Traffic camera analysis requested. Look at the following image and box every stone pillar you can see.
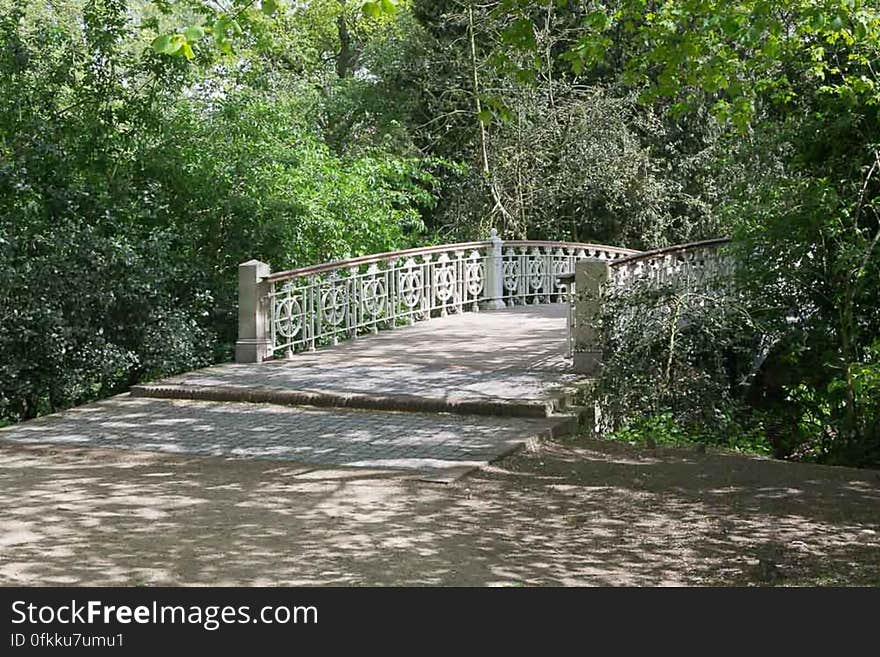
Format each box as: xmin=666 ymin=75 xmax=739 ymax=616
xmin=235 ymin=260 xmax=271 ymax=363
xmin=572 ymin=258 xmax=610 ymax=375
xmin=481 ymin=228 xmax=506 ymax=310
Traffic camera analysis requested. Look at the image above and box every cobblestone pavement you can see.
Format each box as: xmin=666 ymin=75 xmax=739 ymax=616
xmin=1 ymin=305 xmax=580 ymax=474
xmin=0 ymin=396 xmax=559 ymax=473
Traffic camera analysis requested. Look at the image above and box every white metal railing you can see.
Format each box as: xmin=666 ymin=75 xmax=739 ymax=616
xmin=500 ymin=240 xmax=638 ymax=305
xmin=234 ymin=230 xmax=640 ymax=362
xmin=609 ymin=238 xmax=733 ymax=289
xmin=568 ymin=238 xmax=732 ymax=375
xmin=266 ymin=241 xmax=491 ymax=357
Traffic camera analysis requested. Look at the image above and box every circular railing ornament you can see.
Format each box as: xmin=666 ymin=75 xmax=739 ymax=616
xmin=399 ymin=270 xmax=423 ymax=309
xmin=466 ymin=258 xmax=484 ymax=297
xmin=362 ymin=277 xmax=387 ymax=317
xmin=274 ymin=296 xmax=303 ymax=339
xmin=321 ymin=283 xmax=348 ymax=326
xmin=528 ymin=256 xmax=546 ymax=290
xmin=435 ymin=265 xmax=456 ymax=302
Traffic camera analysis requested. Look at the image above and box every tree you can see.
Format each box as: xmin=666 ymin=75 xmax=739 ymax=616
xmin=490 ymin=0 xmax=880 ymax=463
xmin=0 ymin=0 xmax=438 ymax=422
xmin=361 ymin=0 xmax=725 ymax=244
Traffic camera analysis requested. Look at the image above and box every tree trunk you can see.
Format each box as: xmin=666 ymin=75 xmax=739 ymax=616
xmin=335 ymin=13 xmax=360 ymax=78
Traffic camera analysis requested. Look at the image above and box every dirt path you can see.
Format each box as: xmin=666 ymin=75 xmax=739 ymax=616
xmin=1 ymin=437 xmax=878 ymax=586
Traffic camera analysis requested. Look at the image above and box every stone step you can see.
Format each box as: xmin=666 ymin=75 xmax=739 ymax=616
xmin=130 ymin=382 xmax=570 ymax=419
xmin=549 ymin=405 xmax=593 ymax=436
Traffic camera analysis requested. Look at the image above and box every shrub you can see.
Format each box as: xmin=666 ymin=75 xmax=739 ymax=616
xmin=594 ymin=259 xmax=767 ymax=453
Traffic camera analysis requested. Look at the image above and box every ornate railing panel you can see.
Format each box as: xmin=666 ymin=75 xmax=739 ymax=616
xmin=234 ymin=231 xmax=641 ymax=361
xmin=266 ymin=243 xmax=490 ymax=357
xmin=501 ymin=241 xmax=637 ymax=306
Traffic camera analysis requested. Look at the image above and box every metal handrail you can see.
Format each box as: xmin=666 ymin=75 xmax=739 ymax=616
xmin=504 ymin=240 xmax=640 ymax=256
xmin=265 ymin=241 xmax=492 ymax=283
xmin=610 ymin=237 xmax=730 ymax=268
xmin=267 ymin=239 xmax=643 ymax=284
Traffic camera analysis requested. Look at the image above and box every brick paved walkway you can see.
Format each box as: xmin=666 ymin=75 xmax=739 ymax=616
xmin=0 ymin=305 xmax=584 ymax=477
xmin=0 ymin=396 xmax=562 ymax=477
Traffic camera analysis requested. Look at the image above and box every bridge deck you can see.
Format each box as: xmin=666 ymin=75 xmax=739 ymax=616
xmin=1 ymin=305 xmax=588 ymax=478
xmin=135 ymin=304 xmax=581 ymax=416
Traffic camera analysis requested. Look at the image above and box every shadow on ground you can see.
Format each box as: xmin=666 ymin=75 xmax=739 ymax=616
xmin=0 ymin=438 xmax=877 ymax=586
xmin=0 ymin=396 xmax=559 ymax=472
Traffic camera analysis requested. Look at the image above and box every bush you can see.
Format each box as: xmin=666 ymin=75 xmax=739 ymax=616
xmin=594 ymin=261 xmax=768 ymax=453
xmin=755 ymin=342 xmax=880 ymax=466
xmin=609 ymin=410 xmax=773 ymax=456
xmin=0 ymin=219 xmax=216 ymax=421
xmin=0 ymin=0 xmax=442 ymax=423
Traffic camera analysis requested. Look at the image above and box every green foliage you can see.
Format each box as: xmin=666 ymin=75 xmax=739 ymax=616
xmin=596 ymin=271 xmax=775 ymax=457
xmin=611 ymin=412 xmax=688 ymax=447
xmin=452 ymin=88 xmax=724 ymax=245
xmin=498 ymin=1 xmax=880 ymax=130
xmin=596 ymin=271 xmax=765 ymax=448
xmin=0 ymin=0 xmax=211 ymax=420
xmin=146 ymin=1 xmax=401 ymax=61
xmin=782 ymin=362 xmax=880 ymax=464
xmin=0 ymin=222 xmax=216 ymax=420
xmin=0 ymin=0 xmax=438 ymax=422
xmin=720 ymin=113 xmax=880 ymax=464
xmin=373 ymin=1 xmax=725 ymax=245
xmin=609 ymin=411 xmax=773 ymax=456
xmin=149 ymin=81 xmax=437 ymax=344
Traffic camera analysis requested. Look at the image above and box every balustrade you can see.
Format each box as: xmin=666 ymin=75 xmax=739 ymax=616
xmin=235 ymin=231 xmax=639 ymax=362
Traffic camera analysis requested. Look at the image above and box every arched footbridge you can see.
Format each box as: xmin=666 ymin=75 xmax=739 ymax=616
xmin=0 ymin=233 xmax=730 ymax=480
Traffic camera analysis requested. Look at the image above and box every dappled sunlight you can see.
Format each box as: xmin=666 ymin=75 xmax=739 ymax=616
xmin=0 ymin=439 xmax=877 ymax=586
xmin=0 ymin=396 xmax=557 ymax=475
xmin=140 ymin=305 xmax=580 ymax=415
xmin=252 ymin=304 xmax=573 ymax=373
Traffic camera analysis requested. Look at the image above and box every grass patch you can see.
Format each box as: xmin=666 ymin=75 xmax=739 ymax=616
xmin=595 ymin=411 xmax=774 ymax=456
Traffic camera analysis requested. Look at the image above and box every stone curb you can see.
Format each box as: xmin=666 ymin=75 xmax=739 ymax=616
xmin=130 ymin=383 xmax=563 ymax=419
xmin=412 ymin=408 xmax=586 ymax=483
